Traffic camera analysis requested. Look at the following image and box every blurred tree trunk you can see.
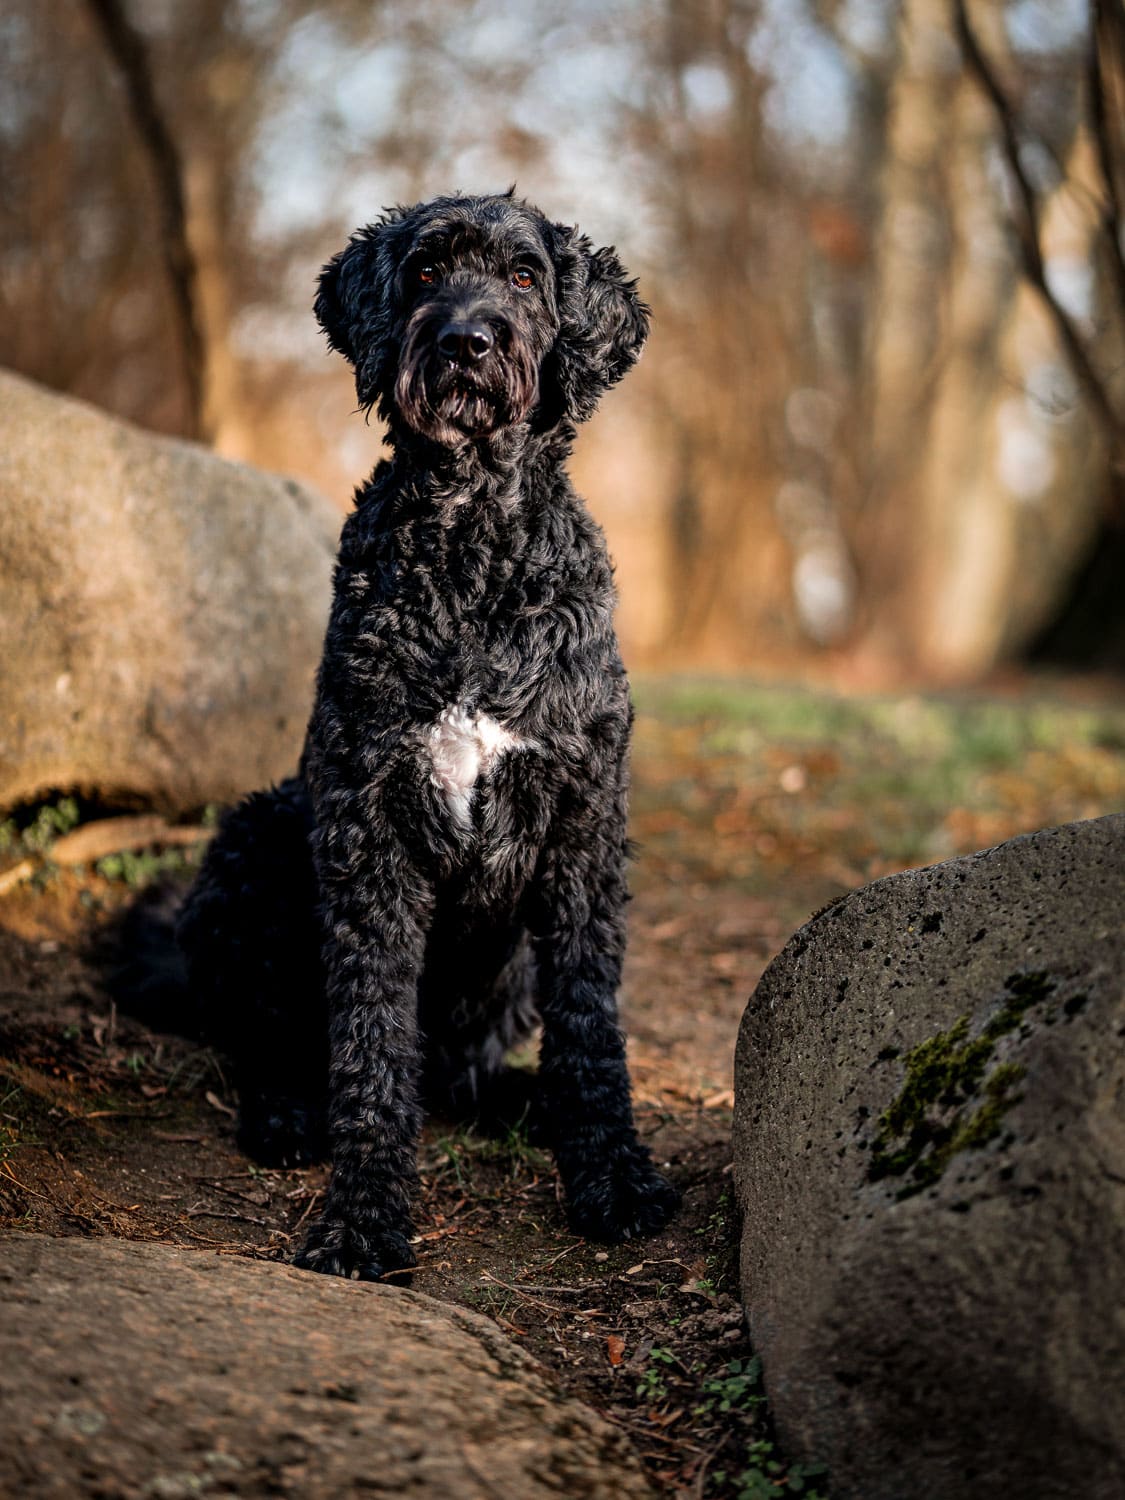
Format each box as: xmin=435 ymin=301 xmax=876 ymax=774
xmin=1030 ymin=0 xmax=1125 ymax=669
xmin=640 ymin=0 xmax=796 ymax=663
xmin=86 ymin=0 xmax=209 ymax=441
xmin=861 ymin=0 xmax=1114 ymax=679
xmin=909 ymin=3 xmax=1025 ymax=674
xmin=859 ymin=0 xmax=963 ymax=666
xmin=185 ymin=155 xmax=243 ymax=456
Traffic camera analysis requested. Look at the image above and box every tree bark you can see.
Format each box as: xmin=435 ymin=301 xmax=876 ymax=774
xmin=86 ymin=0 xmax=209 ymax=441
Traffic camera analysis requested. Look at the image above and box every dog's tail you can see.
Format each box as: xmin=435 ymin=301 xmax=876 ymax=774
xmin=110 ymin=879 xmax=201 ymax=1037
xmin=111 ymin=777 xmax=321 ymax=1046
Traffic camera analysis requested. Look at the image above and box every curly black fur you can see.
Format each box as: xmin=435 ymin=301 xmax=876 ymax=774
xmin=171 ymin=190 xmax=678 ymax=1281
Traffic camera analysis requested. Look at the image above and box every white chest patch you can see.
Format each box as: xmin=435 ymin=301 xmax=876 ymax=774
xmin=424 ymin=703 xmax=529 ymax=825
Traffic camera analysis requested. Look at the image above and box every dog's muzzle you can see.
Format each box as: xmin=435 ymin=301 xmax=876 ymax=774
xmin=395 ymin=308 xmax=538 ymax=445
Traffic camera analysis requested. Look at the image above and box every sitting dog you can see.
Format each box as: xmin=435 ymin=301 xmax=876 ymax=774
xmin=176 ymin=190 xmax=679 ymax=1281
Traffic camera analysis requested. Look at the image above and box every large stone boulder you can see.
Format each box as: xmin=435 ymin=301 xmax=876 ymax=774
xmin=0 ymin=371 xmax=341 ymax=814
xmin=0 ymin=1234 xmax=654 ymax=1499
xmin=733 ymin=814 xmax=1125 ymax=1500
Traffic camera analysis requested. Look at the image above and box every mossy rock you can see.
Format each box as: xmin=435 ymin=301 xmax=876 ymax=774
xmin=732 ymin=814 xmax=1125 ymax=1500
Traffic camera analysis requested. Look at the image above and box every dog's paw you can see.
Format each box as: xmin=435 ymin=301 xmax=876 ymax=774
xmin=565 ymin=1150 xmax=681 ymax=1243
xmin=292 ymin=1216 xmax=417 ymax=1284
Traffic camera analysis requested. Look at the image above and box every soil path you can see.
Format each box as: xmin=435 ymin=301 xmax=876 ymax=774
xmin=2 ymin=678 xmax=1122 ymax=1497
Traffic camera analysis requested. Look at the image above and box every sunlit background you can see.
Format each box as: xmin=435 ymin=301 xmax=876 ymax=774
xmin=3 ymin=0 xmax=1123 ymax=682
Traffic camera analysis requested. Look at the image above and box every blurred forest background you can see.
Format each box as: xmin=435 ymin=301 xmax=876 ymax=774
xmin=3 ymin=0 xmax=1124 ymax=683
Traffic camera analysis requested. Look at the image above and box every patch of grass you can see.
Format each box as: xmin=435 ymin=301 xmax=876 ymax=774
xmin=481 ymin=1118 xmax=549 ymax=1175
xmin=629 ymin=676 xmax=1125 ymax=896
xmin=634 ymin=677 xmax=1124 ymax=760
xmin=425 ymin=1119 xmax=549 ymax=1194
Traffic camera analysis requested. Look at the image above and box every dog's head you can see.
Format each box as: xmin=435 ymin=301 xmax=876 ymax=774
xmin=315 ymin=191 xmax=649 ymax=446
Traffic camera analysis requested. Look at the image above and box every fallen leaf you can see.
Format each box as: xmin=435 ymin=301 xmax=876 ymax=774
xmin=778 ymin=764 xmax=807 ymax=793
xmin=648 ymin=918 xmax=685 ymax=942
xmin=606 ymin=1334 xmax=625 ymax=1366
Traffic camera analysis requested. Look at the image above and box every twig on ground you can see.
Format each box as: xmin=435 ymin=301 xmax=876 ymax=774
xmin=532 ymin=1241 xmax=582 ymax=1273
xmin=692 ymin=1435 xmax=730 ymax=1500
xmin=50 ymin=817 xmax=210 ymax=866
xmin=289 ymin=1189 xmax=324 ymax=1239
xmin=479 ymin=1272 xmax=590 ymax=1314
xmin=186 ymin=1207 xmax=269 ymax=1227
xmin=0 ymin=860 xmax=36 ymax=897
xmin=0 ymin=1163 xmax=52 ymax=1200
xmin=482 ymin=1272 xmax=592 ymax=1297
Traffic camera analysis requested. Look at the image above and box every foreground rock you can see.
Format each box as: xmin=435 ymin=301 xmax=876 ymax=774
xmin=0 ymin=1235 xmax=653 ymax=1499
xmin=0 ymin=371 xmax=340 ymax=814
xmin=733 ymin=814 xmax=1125 ymax=1500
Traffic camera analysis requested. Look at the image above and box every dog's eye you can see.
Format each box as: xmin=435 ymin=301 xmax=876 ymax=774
xmin=417 ymin=264 xmax=437 ymax=286
xmin=511 ymin=267 xmax=535 ymax=291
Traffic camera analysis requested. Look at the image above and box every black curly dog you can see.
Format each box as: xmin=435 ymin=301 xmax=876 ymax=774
xmin=175 ymin=190 xmax=679 ymax=1282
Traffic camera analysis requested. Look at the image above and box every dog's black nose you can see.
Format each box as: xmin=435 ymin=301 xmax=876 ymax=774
xmin=437 ymin=322 xmax=494 ymax=365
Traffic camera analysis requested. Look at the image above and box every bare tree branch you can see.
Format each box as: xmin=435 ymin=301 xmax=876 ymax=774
xmin=954 ymin=0 xmax=1123 ymax=465
xmin=86 ymin=0 xmax=209 ymax=440
xmin=1089 ymin=0 xmax=1125 ymax=316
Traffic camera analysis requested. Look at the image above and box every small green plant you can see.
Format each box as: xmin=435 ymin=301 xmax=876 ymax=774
xmin=482 ymin=1117 xmax=549 ymax=1177
xmin=428 ymin=1118 xmax=548 ymax=1190
xmin=713 ymin=1440 xmax=828 ymax=1499
xmin=636 ymin=1346 xmax=676 ymax=1402
xmin=0 ymin=796 xmax=81 ymax=855
xmin=696 ymin=1186 xmax=734 ymax=1238
xmin=432 ymin=1132 xmax=475 ymax=1191
xmin=696 ymin=1356 xmax=764 ymax=1417
xmin=95 ymin=847 xmax=194 ymax=888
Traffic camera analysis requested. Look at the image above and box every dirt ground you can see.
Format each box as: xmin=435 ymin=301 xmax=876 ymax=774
xmin=2 ymin=676 xmax=1122 ymax=1499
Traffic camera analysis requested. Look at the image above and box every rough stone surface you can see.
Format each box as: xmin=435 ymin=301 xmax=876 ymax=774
xmin=0 ymin=1234 xmax=654 ymax=1499
xmin=0 ymin=371 xmax=340 ymax=813
xmin=733 ymin=814 xmax=1125 ymax=1500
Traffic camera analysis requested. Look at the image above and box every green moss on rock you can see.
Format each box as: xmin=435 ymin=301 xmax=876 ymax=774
xmin=867 ymin=972 xmax=1056 ymax=1198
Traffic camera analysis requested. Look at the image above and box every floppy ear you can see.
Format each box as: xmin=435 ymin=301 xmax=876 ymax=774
xmin=314 ymin=211 xmax=407 ymax=411
xmin=545 ymin=225 xmax=651 ymax=424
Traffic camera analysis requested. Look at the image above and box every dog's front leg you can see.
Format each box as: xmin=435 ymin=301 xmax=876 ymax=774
xmin=533 ymin=780 xmax=680 ymax=1243
xmin=293 ymin=797 xmax=431 ymax=1282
